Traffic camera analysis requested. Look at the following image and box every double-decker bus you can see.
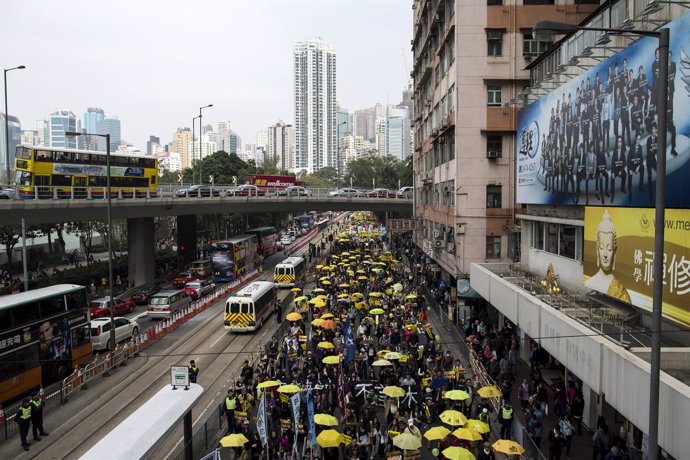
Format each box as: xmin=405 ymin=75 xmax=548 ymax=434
xmin=14 ymin=145 xmax=159 ymax=199
xmin=245 ymin=227 xmax=278 ymax=256
xmin=224 ymin=281 xmax=276 ymax=332
xmin=295 ymin=214 xmax=313 ymax=229
xmin=274 ymin=257 xmax=306 ymax=288
xmin=211 ymin=235 xmax=258 ymax=282
xmin=0 ymin=284 xmax=92 ymax=405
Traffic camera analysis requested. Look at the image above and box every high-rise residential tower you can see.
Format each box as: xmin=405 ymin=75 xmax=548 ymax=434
xmin=267 ymin=121 xmax=294 ymax=171
xmin=386 ymin=106 xmax=411 ymax=160
xmin=172 ymin=127 xmax=193 ymax=168
xmin=293 ymin=38 xmax=337 ymax=173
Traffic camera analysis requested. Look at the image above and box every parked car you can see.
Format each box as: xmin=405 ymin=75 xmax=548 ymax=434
xmin=397 ymin=186 xmax=414 ymax=199
xmin=90 ymin=317 xmax=139 ymax=351
xmin=279 ymin=186 xmax=310 ymax=197
xmin=172 ymin=271 xmax=198 ymax=288
xmin=368 ymin=188 xmax=396 ymax=198
xmin=175 ymin=185 xmax=220 ymax=198
xmin=227 ymin=184 xmax=266 ymax=197
xmin=89 ymin=296 xmax=136 ymax=319
xmin=329 ymin=188 xmax=364 ymax=197
xmin=183 ymin=280 xmax=216 ymax=300
xmin=0 ymin=187 xmax=15 ymax=199
xmin=131 ymin=285 xmax=162 ymax=305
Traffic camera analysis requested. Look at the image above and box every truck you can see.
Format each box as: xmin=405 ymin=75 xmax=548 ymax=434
xmin=243 ymin=175 xmax=304 ymax=194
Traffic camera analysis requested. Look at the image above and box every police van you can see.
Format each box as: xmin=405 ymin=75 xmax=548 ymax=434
xmin=224 ymin=281 xmax=276 ymax=332
xmin=273 ymin=256 xmax=305 ymax=288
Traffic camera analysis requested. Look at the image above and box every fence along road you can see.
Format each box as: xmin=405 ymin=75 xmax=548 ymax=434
xmin=0 ymin=215 xmax=344 ymax=459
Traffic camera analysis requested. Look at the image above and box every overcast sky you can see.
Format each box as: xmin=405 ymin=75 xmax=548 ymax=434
xmin=2 ymin=0 xmax=412 ymax=151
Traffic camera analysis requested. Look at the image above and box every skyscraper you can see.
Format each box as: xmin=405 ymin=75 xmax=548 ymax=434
xmin=386 ymin=106 xmax=411 ymax=160
xmin=172 ymin=127 xmax=193 ymax=168
xmin=47 ymin=111 xmax=77 ymax=148
xmin=229 ymin=133 xmax=241 ymax=155
xmin=256 ymin=129 xmax=268 ymax=151
xmin=146 ymin=135 xmax=161 ymax=156
xmin=218 ymin=121 xmax=232 ymax=152
xmin=293 ymin=38 xmax=337 ymax=173
xmin=96 ymin=117 xmax=121 ymax=152
xmin=267 ymin=121 xmax=294 ymax=171
xmin=83 ymin=107 xmax=105 ymax=149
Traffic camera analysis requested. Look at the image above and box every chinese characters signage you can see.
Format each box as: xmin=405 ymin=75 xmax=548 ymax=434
xmin=584 ymin=207 xmax=690 ymax=327
xmin=388 ymin=219 xmax=416 ymax=233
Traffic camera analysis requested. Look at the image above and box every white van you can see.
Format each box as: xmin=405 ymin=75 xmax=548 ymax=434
xmin=189 ymin=259 xmax=211 ymax=277
xmin=147 ymin=290 xmax=191 ymax=319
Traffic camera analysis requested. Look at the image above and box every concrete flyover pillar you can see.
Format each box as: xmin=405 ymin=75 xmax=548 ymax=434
xmin=177 ymin=215 xmax=197 ymax=264
xmin=127 ymin=217 xmax=155 ymax=287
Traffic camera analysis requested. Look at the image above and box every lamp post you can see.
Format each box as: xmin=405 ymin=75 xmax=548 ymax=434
xmin=533 ymin=21 xmax=669 ymax=460
xmin=192 ymin=116 xmax=200 ymax=183
xmin=4 ymin=65 xmax=26 ymax=185
xmin=199 ymin=104 xmax=213 ymax=184
xmin=65 ymin=131 xmax=116 ymax=351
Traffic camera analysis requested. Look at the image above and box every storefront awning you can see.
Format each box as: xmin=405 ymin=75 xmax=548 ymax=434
xmin=457 ymin=278 xmax=481 ymax=299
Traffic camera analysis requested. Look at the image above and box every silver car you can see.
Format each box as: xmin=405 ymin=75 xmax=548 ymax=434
xmin=90 ymin=317 xmax=139 ymax=351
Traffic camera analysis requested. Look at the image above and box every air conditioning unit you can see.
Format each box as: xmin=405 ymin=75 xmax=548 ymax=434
xmin=447 ymin=243 xmax=456 ymax=254
xmin=433 ymin=228 xmax=442 ymax=239
xmin=456 ymin=223 xmax=466 ymax=235
xmin=434 ymin=240 xmax=444 ymax=249
xmin=487 ymin=150 xmax=500 ymax=159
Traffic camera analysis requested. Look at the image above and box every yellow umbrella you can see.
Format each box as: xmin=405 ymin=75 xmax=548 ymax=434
xmin=290 ymin=287 xmax=302 ymax=293
xmin=377 ymin=349 xmax=392 ymax=358
xmin=423 ymin=426 xmax=451 ymax=441
xmin=322 ymin=355 xmax=341 ymax=364
xmin=316 ymin=429 xmax=342 ymax=448
xmin=351 ymin=292 xmax=364 ymax=299
xmin=477 ymin=385 xmax=502 ymax=398
xmin=369 ymin=308 xmax=384 ymax=315
xmin=444 ymin=390 xmax=470 ymax=401
xmin=315 ymin=264 xmax=324 ymax=269
xmin=338 ymin=283 xmax=349 ymax=288
xmin=321 ymin=280 xmax=332 ymax=285
xmin=257 ymin=380 xmax=281 ymax=389
xmin=356 ymin=270 xmax=366 ymax=274
xmin=321 ymin=313 xmax=334 ymax=319
xmin=338 ymin=293 xmax=349 ymax=298
xmin=314 ymin=413 xmax=339 ymax=426
xmin=384 ymin=352 xmax=402 ymax=360
xmin=355 ymin=301 xmax=367 ymax=310
xmin=492 ymin=440 xmax=526 ymax=455
xmin=317 ymin=294 xmax=328 ymax=300
xmin=318 ymin=341 xmax=334 ymax=349
xmin=372 ymin=359 xmax=392 ymax=367
xmin=382 ymin=385 xmax=405 ymax=398
xmin=464 ymin=419 xmax=490 ymax=434
xmin=313 ymin=288 xmax=325 ymax=293
xmin=294 ymin=295 xmax=307 ymax=303
xmin=347 ymin=270 xmax=355 ymax=276
xmin=452 ymin=428 xmax=483 ymax=442
xmin=277 ymin=384 xmax=302 ymax=394
xmin=442 ymin=446 xmax=476 ymax=460
xmin=357 ymin=276 xmax=368 ymax=280
xmin=220 ymin=433 xmax=249 ymax=447
xmin=392 ymin=432 xmax=422 ymax=450
xmin=286 ymin=312 xmax=302 ymax=321
xmin=439 ymin=410 xmax=468 ymax=426
xmin=321 ymin=266 xmax=331 ymax=271
xmin=319 ymin=276 xmax=329 ymax=281
xmin=371 ymin=268 xmax=384 ymax=274
xmin=369 ymin=292 xmax=383 ymax=297
xmin=311 ymin=299 xmax=327 ymax=308
xmin=406 ymin=293 xmax=418 ymax=300
xmin=311 ymin=318 xmax=324 ymax=327
xmin=341 ymin=252 xmax=350 ymax=256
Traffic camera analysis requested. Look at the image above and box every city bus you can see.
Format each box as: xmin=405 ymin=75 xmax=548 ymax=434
xmin=246 ymin=226 xmax=278 ymax=256
xmin=295 ymin=214 xmax=313 ymax=229
xmin=0 ymin=284 xmax=92 ymax=405
xmin=274 ymin=256 xmax=306 ymax=288
xmin=211 ymin=235 xmax=258 ymax=282
xmin=224 ymin=281 xmax=276 ymax=332
xmin=14 ymin=144 xmax=159 ymax=199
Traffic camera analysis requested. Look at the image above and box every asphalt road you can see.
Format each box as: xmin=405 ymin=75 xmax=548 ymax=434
xmin=0 ymin=216 xmax=346 ymax=460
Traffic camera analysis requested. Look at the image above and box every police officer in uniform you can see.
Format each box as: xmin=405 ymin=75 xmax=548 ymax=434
xmin=188 ymin=360 xmax=199 ymax=383
xmin=15 ymin=398 xmax=33 ymax=451
xmin=500 ymin=401 xmax=514 ymax=440
xmin=30 ymin=393 xmax=48 ymax=441
xmin=225 ymin=388 xmax=238 ymax=433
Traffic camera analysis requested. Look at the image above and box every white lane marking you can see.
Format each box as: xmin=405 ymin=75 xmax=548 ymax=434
xmin=210 ymin=331 xmax=228 ymax=348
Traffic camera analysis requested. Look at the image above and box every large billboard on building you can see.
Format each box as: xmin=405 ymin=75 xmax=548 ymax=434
xmin=517 ymin=12 xmax=690 ymax=207
xmin=584 ymin=206 xmax=690 ymax=327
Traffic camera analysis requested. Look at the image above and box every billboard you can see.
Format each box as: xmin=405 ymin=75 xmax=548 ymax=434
xmin=584 ymin=206 xmax=690 ymax=327
xmin=517 ymin=12 xmax=690 ymax=207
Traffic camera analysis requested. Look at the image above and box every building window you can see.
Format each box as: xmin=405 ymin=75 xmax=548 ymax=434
xmin=523 ymin=0 xmax=554 ymax=4
xmin=486 ymin=236 xmax=502 ymax=259
xmin=486 ymin=185 xmax=502 ymax=208
xmin=487 ymin=135 xmax=502 ymax=158
xmin=545 ymin=223 xmax=559 ymax=255
xmin=487 ymin=85 xmax=502 ymax=106
xmin=559 ymin=225 xmax=577 ymax=259
xmin=487 ymin=0 xmax=502 ymax=4
xmin=532 ymin=221 xmax=544 ymax=250
xmin=523 ymin=32 xmax=553 ymax=56
xmin=487 ymin=30 xmax=503 ymax=57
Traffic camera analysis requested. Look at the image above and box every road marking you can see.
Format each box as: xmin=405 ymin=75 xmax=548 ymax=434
xmin=210 ymin=331 xmax=227 ymax=348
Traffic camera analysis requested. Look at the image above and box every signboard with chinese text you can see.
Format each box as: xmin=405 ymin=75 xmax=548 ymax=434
xmin=170 ymin=365 xmax=189 ymax=388
xmin=516 ymin=12 xmax=690 ymax=207
xmin=388 ymin=219 xmax=416 ymax=233
xmin=584 ymin=206 xmax=690 ymax=327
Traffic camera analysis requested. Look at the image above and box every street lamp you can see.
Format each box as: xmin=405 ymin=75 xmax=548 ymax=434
xmin=533 ymin=20 xmax=669 ymax=460
xmin=199 ymin=104 xmax=213 ymax=184
xmin=192 ymin=116 xmax=200 ymax=183
xmin=4 ymin=65 xmax=26 ymax=185
xmin=65 ymin=131 xmax=116 ymax=351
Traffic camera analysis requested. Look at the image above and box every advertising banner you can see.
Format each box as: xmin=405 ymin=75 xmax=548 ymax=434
xmin=257 ymin=391 xmax=268 ymax=447
xmin=584 ymin=206 xmax=690 ymax=326
xmin=517 ymin=13 xmax=690 ymax=207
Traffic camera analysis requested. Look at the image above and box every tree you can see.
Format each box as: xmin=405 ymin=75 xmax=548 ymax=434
xmin=343 ymin=153 xmax=405 ymax=190
xmin=0 ymin=225 xmax=20 ymax=265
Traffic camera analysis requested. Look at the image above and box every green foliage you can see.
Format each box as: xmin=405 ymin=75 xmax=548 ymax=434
xmin=343 ymin=153 xmax=412 ymax=190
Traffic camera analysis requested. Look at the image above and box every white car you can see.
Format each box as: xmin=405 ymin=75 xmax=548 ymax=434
xmin=90 ymin=317 xmax=139 ymax=351
xmin=280 ymin=236 xmax=292 ymax=246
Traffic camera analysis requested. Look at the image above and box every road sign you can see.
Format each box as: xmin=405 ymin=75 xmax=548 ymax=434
xmin=170 ymin=365 xmax=189 ymax=389
xmin=177 ymin=174 xmax=183 ymax=184
xmin=209 ymin=175 xmax=214 ymax=185
xmin=232 ymin=176 xmax=237 ymax=184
